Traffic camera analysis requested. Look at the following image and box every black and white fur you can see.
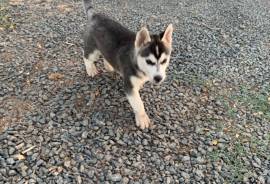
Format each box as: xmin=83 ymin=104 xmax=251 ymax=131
xmin=82 ymin=0 xmax=173 ymax=129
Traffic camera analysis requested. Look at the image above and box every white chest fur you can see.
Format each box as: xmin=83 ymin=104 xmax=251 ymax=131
xmin=130 ymin=75 xmax=149 ymax=91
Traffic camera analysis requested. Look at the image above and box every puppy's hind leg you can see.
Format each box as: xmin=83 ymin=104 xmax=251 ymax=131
xmin=83 ymin=50 xmax=100 ymax=77
xmin=83 ymin=34 xmax=100 ymax=77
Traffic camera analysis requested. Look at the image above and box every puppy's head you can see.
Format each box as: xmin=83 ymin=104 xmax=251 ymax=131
xmin=135 ymin=24 xmax=173 ymax=84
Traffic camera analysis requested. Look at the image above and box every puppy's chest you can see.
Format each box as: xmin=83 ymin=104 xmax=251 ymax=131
xmin=130 ymin=75 xmax=149 ymax=90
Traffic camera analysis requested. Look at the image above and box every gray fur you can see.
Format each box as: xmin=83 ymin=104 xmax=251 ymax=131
xmin=82 ymin=0 xmax=173 ymax=129
xmin=83 ymin=13 xmax=138 ymax=92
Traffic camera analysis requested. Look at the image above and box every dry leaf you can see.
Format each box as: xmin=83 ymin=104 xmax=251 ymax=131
xmin=37 ymin=42 xmax=42 ymax=49
xmin=57 ymin=4 xmax=73 ymax=13
xmin=235 ymin=134 xmax=239 ymax=138
xmin=203 ymin=128 xmax=210 ymax=131
xmin=14 ymin=154 xmax=25 ymax=160
xmin=22 ymin=145 xmax=36 ymax=154
xmin=9 ymin=0 xmax=24 ymax=5
xmin=212 ymin=140 xmax=218 ymax=146
xmin=48 ymin=73 xmax=64 ymax=80
xmin=49 ymin=166 xmax=63 ymax=176
xmin=95 ymin=89 xmax=100 ymax=96
xmin=253 ymin=111 xmax=263 ymax=116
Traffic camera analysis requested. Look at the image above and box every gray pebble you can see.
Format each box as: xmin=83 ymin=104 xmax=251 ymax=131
xmin=6 ymin=158 xmax=15 ymax=165
xmin=88 ymin=170 xmax=95 ymax=178
xmin=109 ymin=174 xmax=122 ymax=182
xmin=8 ymin=170 xmax=16 ymax=176
xmin=266 ymin=176 xmax=270 ymax=184
xmin=9 ymin=147 xmax=15 ymax=155
xmin=81 ymin=131 xmax=88 ymax=139
xmin=182 ymin=156 xmax=190 ymax=162
xmin=181 ymin=172 xmax=190 ymax=179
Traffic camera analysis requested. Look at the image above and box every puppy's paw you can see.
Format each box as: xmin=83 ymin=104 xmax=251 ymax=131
xmin=86 ymin=65 xmax=98 ymax=77
xmin=135 ymin=113 xmax=151 ymax=129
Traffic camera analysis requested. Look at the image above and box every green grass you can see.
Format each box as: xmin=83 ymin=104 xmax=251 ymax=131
xmin=250 ymin=133 xmax=270 ymax=160
xmin=238 ymin=86 xmax=270 ymax=120
xmin=208 ymin=141 xmax=251 ymax=183
xmin=0 ymin=2 xmax=16 ymax=30
xmin=218 ymin=85 xmax=270 ymax=120
xmin=208 ymin=130 xmax=270 ymax=183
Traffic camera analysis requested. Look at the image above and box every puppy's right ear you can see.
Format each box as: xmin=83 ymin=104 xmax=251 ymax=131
xmin=135 ymin=27 xmax=151 ymax=49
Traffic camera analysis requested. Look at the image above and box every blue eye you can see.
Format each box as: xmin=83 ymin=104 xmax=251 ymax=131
xmin=146 ymin=59 xmax=155 ymax=65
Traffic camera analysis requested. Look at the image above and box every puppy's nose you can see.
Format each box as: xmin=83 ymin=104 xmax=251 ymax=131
xmin=154 ymin=75 xmax=162 ymax=83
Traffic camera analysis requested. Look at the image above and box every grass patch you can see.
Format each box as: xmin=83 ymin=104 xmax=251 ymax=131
xmin=218 ymin=85 xmax=270 ymax=120
xmin=250 ymin=133 xmax=270 ymax=160
xmin=0 ymin=2 xmax=16 ymax=31
xmin=238 ymin=86 xmax=270 ymax=120
xmin=208 ymin=141 xmax=251 ymax=182
xmin=208 ymin=130 xmax=269 ymax=183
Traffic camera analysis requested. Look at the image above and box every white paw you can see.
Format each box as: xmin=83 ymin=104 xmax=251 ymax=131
xmin=104 ymin=60 xmax=114 ymax=72
xmin=86 ymin=65 xmax=98 ymax=77
xmin=135 ymin=113 xmax=151 ymax=129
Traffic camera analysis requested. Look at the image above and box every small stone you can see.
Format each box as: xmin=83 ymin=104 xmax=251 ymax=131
xmin=258 ymin=175 xmax=265 ymax=184
xmin=122 ymin=177 xmax=129 ymax=184
xmin=9 ymin=147 xmax=15 ymax=155
xmin=79 ymin=164 xmax=85 ymax=173
xmin=76 ymin=175 xmax=82 ymax=184
xmin=266 ymin=176 xmax=270 ymax=184
xmin=182 ymin=156 xmax=190 ymax=162
xmin=181 ymin=172 xmax=190 ymax=179
xmin=64 ymin=160 xmax=71 ymax=168
xmin=9 ymin=170 xmax=16 ymax=176
xmin=82 ymin=120 xmax=88 ymax=126
xmin=0 ymin=168 xmax=7 ymax=176
xmin=88 ymin=170 xmax=95 ymax=178
xmin=196 ymin=156 xmax=205 ymax=164
xmin=110 ymin=174 xmax=122 ymax=182
xmin=239 ymin=24 xmax=245 ymax=29
xmin=7 ymin=158 xmax=15 ymax=165
xmin=195 ymin=169 xmax=204 ymax=178
xmin=89 ymin=158 xmax=97 ymax=164
xmin=124 ymin=168 xmax=133 ymax=175
xmin=50 ymin=112 xmax=55 ymax=118
xmin=31 ymin=153 xmax=38 ymax=161
xmin=142 ymin=139 xmax=148 ymax=145
xmin=252 ymin=156 xmax=261 ymax=168
xmin=81 ymin=131 xmax=88 ymax=139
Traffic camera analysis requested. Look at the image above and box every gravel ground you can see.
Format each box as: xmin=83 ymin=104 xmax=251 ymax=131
xmin=1 ymin=0 xmax=270 ymax=183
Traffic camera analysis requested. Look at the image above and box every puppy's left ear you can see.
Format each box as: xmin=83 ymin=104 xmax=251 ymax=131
xmin=161 ymin=24 xmax=173 ymax=48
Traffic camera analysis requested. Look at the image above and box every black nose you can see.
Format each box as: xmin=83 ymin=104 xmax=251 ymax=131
xmin=154 ymin=75 xmax=162 ymax=83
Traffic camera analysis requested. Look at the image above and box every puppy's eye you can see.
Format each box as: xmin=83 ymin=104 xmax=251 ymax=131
xmin=161 ymin=59 xmax=167 ymax=65
xmin=146 ymin=59 xmax=155 ymax=65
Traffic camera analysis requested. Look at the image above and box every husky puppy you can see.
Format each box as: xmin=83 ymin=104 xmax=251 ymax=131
xmin=82 ymin=0 xmax=173 ymax=129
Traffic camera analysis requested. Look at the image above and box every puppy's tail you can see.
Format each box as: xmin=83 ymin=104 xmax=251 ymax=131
xmin=83 ymin=0 xmax=94 ymax=19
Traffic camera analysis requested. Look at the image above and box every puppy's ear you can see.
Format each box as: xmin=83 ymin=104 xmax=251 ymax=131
xmin=135 ymin=27 xmax=151 ymax=48
xmin=161 ymin=24 xmax=173 ymax=48
xmin=159 ymin=31 xmax=165 ymax=39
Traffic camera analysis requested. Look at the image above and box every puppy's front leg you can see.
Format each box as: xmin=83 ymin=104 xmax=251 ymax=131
xmin=126 ymin=89 xmax=150 ymax=129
